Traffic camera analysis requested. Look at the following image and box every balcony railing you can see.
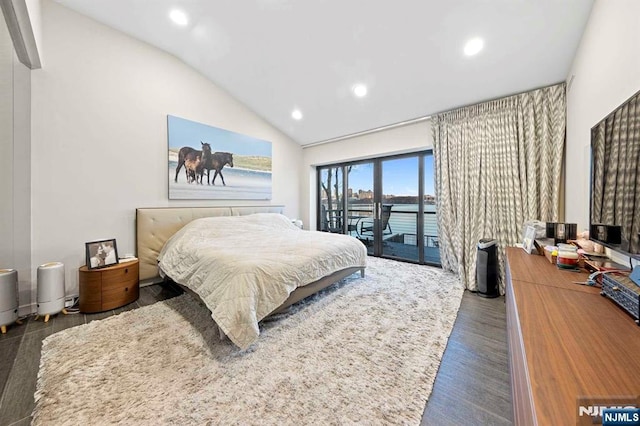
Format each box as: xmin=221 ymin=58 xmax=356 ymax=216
xmin=346 ymin=206 xmax=439 ymax=248
xmin=320 ymin=204 xmax=440 ymax=264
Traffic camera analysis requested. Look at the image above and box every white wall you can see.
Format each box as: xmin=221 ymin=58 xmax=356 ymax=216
xmin=30 ymin=0 xmax=302 ymax=304
xmin=565 ymin=0 xmax=640 ymax=261
xmin=300 ymin=120 xmax=432 ymax=229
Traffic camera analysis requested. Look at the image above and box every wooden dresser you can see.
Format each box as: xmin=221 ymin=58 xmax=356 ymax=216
xmin=506 ymin=247 xmax=640 ymax=425
xmin=79 ymin=259 xmax=139 ymax=313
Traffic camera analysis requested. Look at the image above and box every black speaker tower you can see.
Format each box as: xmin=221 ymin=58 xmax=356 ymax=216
xmin=477 ymin=238 xmax=498 ymax=298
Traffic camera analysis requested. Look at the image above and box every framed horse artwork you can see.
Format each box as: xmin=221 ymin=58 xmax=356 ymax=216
xmin=167 ymin=115 xmax=272 ymax=200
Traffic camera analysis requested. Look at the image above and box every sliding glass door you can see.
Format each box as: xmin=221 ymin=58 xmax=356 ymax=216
xmin=346 ymin=162 xmax=375 ymax=255
xmin=318 ymin=167 xmax=344 ymax=233
xmin=381 ymin=156 xmax=420 ymax=261
xmin=317 ymin=151 xmax=439 ymax=266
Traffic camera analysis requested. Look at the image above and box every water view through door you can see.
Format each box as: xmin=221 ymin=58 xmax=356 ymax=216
xmin=318 ymin=151 xmax=440 ymax=266
xmin=381 ymin=156 xmax=420 ymax=261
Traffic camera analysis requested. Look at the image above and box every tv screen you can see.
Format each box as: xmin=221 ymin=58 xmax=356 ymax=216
xmin=589 ymin=88 xmax=640 ymax=259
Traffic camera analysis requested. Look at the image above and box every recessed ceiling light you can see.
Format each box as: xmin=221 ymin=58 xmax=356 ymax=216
xmin=291 ymin=109 xmax=303 ymax=120
xmin=352 ymin=84 xmax=368 ymax=98
xmin=464 ymin=38 xmax=484 ymax=56
xmin=169 ymin=9 xmax=189 ymax=26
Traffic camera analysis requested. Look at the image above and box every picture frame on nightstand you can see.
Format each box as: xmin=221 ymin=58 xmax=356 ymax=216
xmin=522 ymin=226 xmax=536 ymax=254
xmin=85 ymin=238 xmax=119 ymax=270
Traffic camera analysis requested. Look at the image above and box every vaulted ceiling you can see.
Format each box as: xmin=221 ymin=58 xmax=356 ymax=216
xmin=54 ymin=0 xmax=594 ymax=145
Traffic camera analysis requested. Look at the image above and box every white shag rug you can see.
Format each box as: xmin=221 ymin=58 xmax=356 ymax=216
xmin=33 ymin=257 xmax=464 ymax=425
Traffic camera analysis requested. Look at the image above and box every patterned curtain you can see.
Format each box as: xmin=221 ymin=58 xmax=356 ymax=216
xmin=591 ymin=91 xmax=640 ymax=254
xmin=432 ymin=83 xmax=566 ymax=292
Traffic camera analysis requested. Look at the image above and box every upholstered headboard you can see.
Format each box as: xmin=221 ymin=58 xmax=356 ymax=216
xmin=136 ymin=206 xmax=284 ymax=283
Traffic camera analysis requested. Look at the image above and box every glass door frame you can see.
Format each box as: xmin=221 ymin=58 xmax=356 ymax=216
xmin=376 ymin=154 xmax=425 ymax=262
xmin=316 ymin=150 xmax=436 ymax=266
xmin=317 ymin=166 xmax=346 ymax=234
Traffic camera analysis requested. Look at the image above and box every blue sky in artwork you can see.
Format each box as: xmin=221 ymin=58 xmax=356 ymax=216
xmin=168 ymin=115 xmax=272 ymax=157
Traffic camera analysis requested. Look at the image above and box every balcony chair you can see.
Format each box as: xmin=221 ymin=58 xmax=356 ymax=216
xmin=320 ymin=204 xmax=343 ymax=233
xmin=357 ymin=204 xmax=393 ymax=237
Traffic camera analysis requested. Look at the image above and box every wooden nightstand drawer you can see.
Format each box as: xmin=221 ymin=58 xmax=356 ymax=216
xmin=79 ymin=260 xmax=140 ymax=313
xmin=80 ymin=272 xmax=102 ymax=284
xmin=79 ymin=278 xmax=102 ymax=313
xmin=101 ymin=262 xmax=137 ymax=279
xmin=102 ymin=284 xmax=138 ymax=310
xmin=102 ymin=263 xmax=138 ymax=287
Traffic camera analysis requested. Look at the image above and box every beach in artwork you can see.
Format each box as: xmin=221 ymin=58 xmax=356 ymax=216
xmin=169 ymin=158 xmax=272 ymax=200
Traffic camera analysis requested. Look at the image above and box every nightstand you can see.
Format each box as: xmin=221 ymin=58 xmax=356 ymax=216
xmin=79 ymin=259 xmax=139 ymax=313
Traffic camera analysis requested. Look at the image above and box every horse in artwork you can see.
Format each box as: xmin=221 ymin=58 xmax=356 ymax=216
xmin=203 ymin=152 xmax=234 ymax=185
xmin=174 ymin=142 xmax=211 ymax=184
xmin=184 ymin=154 xmax=201 ymax=184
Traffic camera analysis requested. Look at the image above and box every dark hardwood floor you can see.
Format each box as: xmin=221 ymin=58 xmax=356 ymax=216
xmin=0 ymin=283 xmax=511 ymax=426
xmin=422 ymin=292 xmax=513 ymax=425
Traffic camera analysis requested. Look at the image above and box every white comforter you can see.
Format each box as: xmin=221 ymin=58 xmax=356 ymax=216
xmin=158 ymin=213 xmax=367 ymax=349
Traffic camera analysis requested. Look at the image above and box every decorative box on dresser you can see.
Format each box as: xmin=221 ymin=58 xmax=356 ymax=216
xmin=79 ymin=259 xmax=139 ymax=313
xmin=505 ymin=247 xmax=640 ymax=425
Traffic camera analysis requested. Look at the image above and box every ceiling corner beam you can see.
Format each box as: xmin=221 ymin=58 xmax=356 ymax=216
xmin=1 ymin=0 xmax=41 ymax=69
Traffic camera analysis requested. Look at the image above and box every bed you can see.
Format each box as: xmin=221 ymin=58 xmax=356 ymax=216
xmin=136 ymin=206 xmax=367 ymax=349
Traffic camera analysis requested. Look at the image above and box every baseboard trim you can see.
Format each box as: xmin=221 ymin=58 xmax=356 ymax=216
xmin=18 ymin=302 xmax=35 ymax=317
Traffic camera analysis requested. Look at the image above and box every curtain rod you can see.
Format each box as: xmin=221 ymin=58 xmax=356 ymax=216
xmin=302 ymin=81 xmax=566 ymax=149
xmin=302 ymin=115 xmax=432 ymax=148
